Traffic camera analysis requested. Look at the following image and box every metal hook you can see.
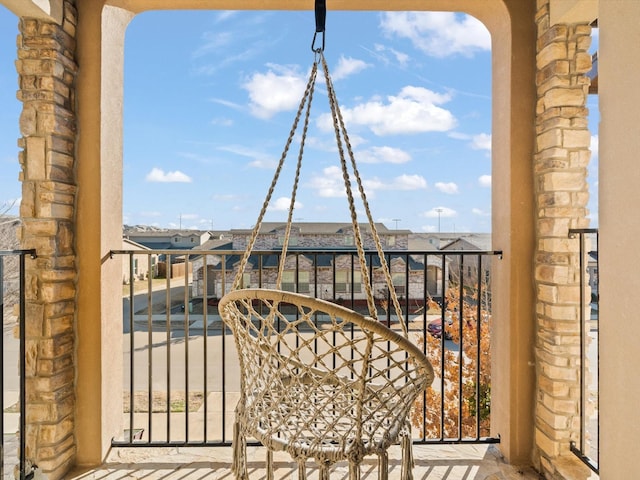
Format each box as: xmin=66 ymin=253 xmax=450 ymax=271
xmin=311 ymin=0 xmax=326 ymax=52
xmin=311 ymin=30 xmax=325 ymax=53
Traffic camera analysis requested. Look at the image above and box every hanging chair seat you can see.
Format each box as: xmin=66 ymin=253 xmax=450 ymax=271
xmin=220 ymin=288 xmax=433 ymax=479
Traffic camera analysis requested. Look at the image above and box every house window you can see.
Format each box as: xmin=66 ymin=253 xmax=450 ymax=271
xmin=134 ymin=259 xmax=139 ymax=276
xmin=298 ymin=271 xmax=310 ymax=293
xmin=344 ymin=235 xmax=354 ymax=246
xmin=282 ymin=271 xmax=310 ymax=293
xmin=387 ymin=235 xmax=396 ymax=247
xmin=240 ymin=273 xmax=251 ymax=289
xmin=392 ymin=272 xmax=405 ymax=295
xmin=335 ymin=270 xmax=362 ymax=294
xmin=278 ymin=236 xmax=298 ymax=246
xmin=282 ymin=271 xmax=295 ymax=292
xmin=191 ymin=238 xmax=195 ymax=243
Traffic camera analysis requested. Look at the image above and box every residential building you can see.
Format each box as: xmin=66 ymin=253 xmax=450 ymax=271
xmin=123 ymin=227 xmax=213 ymax=249
xmin=120 ymin=238 xmax=156 ymax=284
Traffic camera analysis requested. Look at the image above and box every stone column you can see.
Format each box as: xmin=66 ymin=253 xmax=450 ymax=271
xmin=16 ymin=1 xmax=78 ymax=478
xmin=534 ymin=1 xmax=592 ymax=477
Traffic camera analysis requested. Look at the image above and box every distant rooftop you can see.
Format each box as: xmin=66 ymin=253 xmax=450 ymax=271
xmin=230 ymin=222 xmax=412 ymax=235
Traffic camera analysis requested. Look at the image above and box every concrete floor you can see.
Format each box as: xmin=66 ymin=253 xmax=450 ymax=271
xmin=67 ymin=444 xmax=542 ymax=480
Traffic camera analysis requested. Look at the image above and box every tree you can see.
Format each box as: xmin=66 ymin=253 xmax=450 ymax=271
xmin=411 ymin=275 xmax=492 ymax=440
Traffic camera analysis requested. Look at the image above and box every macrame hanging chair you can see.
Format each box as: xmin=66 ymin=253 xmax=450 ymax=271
xmin=218 ymin=6 xmax=434 ymax=479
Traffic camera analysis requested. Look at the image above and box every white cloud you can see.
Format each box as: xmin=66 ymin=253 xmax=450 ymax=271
xmin=243 ymin=64 xmax=307 ymax=119
xmin=332 ymin=55 xmax=371 ymax=81
xmin=471 ymin=133 xmax=492 ymax=152
xmin=373 ymin=44 xmax=410 ymax=67
xmin=269 ymin=196 xmax=303 ymax=212
xmin=435 ymin=182 xmax=459 ymax=194
xmin=309 ymin=166 xmax=348 ymax=198
xmin=421 ymin=206 xmax=457 ymax=218
xmin=215 ymin=10 xmax=238 ymax=23
xmin=590 ymin=134 xmax=599 ymax=157
xmin=319 ymin=85 xmax=456 ymax=136
xmin=365 ymin=174 xmax=428 ymax=191
xmin=478 ymin=175 xmax=492 ymax=187
xmin=211 ymin=117 xmax=234 ymax=127
xmin=357 ymin=146 xmax=412 ymax=164
xmin=217 ymin=145 xmax=277 ymax=169
xmin=472 ymin=208 xmax=491 ymax=216
xmin=380 ymin=12 xmax=491 ymax=58
xmin=210 ymin=98 xmax=244 ymax=111
xmin=308 ymin=166 xmax=426 ymax=198
xmin=193 ymin=30 xmax=234 ymax=58
xmin=145 ymin=168 xmax=192 ymax=183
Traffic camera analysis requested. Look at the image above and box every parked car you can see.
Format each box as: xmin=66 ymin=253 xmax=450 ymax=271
xmin=427 ymin=318 xmax=452 ymax=340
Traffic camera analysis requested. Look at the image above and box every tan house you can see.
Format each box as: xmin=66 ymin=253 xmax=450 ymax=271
xmin=2 ymin=0 xmax=639 ymax=479
xmin=120 ymin=238 xmax=156 ymax=284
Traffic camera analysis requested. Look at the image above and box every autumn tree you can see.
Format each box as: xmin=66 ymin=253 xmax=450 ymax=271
xmin=411 ymin=268 xmax=492 ymax=440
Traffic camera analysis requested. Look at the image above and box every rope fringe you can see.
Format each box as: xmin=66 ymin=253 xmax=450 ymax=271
xmin=232 ymin=419 xmax=246 ymax=479
xmin=319 ymin=461 xmax=331 ymax=480
xmin=349 ymin=460 xmax=361 ymax=480
xmin=266 ymin=449 xmax=274 ymax=480
xmin=298 ymin=459 xmax=307 ymax=480
xmin=378 ymin=451 xmax=389 ymax=480
xmin=401 ymin=433 xmax=414 ymax=480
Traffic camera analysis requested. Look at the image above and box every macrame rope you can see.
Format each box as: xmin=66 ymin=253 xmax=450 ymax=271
xmin=232 ymin=61 xmax=319 ymax=291
xmin=319 ymin=54 xmax=377 ymax=320
xmin=320 ymin=54 xmax=409 ymax=337
xmin=276 ymin=59 xmax=317 ymax=288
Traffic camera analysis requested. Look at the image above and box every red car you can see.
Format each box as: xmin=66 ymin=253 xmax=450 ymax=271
xmin=427 ymin=318 xmax=452 ymax=340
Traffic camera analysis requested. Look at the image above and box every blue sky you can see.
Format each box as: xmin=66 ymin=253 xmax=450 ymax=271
xmin=0 ymin=7 xmax=599 ymax=233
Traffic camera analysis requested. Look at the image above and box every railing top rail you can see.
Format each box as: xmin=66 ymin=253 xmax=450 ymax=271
xmin=0 ymin=249 xmax=37 ymax=257
xmin=568 ymin=228 xmax=599 ymax=236
xmin=110 ymin=248 xmax=504 ymax=257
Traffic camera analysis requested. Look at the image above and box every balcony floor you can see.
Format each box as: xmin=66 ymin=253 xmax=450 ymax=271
xmin=68 ymin=444 xmax=541 ymax=479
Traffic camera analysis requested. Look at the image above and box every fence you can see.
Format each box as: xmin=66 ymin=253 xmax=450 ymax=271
xmin=568 ymin=228 xmax=599 ymax=474
xmin=112 ymin=248 xmax=502 ymax=447
xmin=1 ymin=249 xmax=36 ymax=480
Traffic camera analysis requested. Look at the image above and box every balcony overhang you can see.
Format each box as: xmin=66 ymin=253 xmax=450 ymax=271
xmin=550 ymin=0 xmax=598 ymax=26
xmin=2 ymin=0 xmax=63 ymax=23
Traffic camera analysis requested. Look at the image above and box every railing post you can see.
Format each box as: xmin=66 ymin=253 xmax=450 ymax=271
xmin=568 ymin=228 xmax=599 ymax=473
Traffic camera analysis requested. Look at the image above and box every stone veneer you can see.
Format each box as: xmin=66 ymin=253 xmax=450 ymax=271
xmin=534 ymin=0 xmax=594 ymax=478
xmin=16 ymin=1 xmax=78 ymax=478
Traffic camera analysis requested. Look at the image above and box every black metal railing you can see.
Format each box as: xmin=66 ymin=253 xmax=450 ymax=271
xmin=1 ymin=249 xmax=36 ymax=480
xmin=111 ymin=248 xmax=502 ymax=447
xmin=568 ymin=229 xmax=599 ymax=474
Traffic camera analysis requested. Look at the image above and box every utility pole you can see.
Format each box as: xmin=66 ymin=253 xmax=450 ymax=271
xmin=435 ymin=208 xmax=443 ymax=232
xmin=392 ymin=218 xmax=401 ymax=230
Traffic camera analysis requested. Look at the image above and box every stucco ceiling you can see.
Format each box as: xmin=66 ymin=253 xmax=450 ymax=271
xmin=2 ymin=0 xmax=63 ymax=22
xmin=550 ymin=0 xmax=597 ymax=25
